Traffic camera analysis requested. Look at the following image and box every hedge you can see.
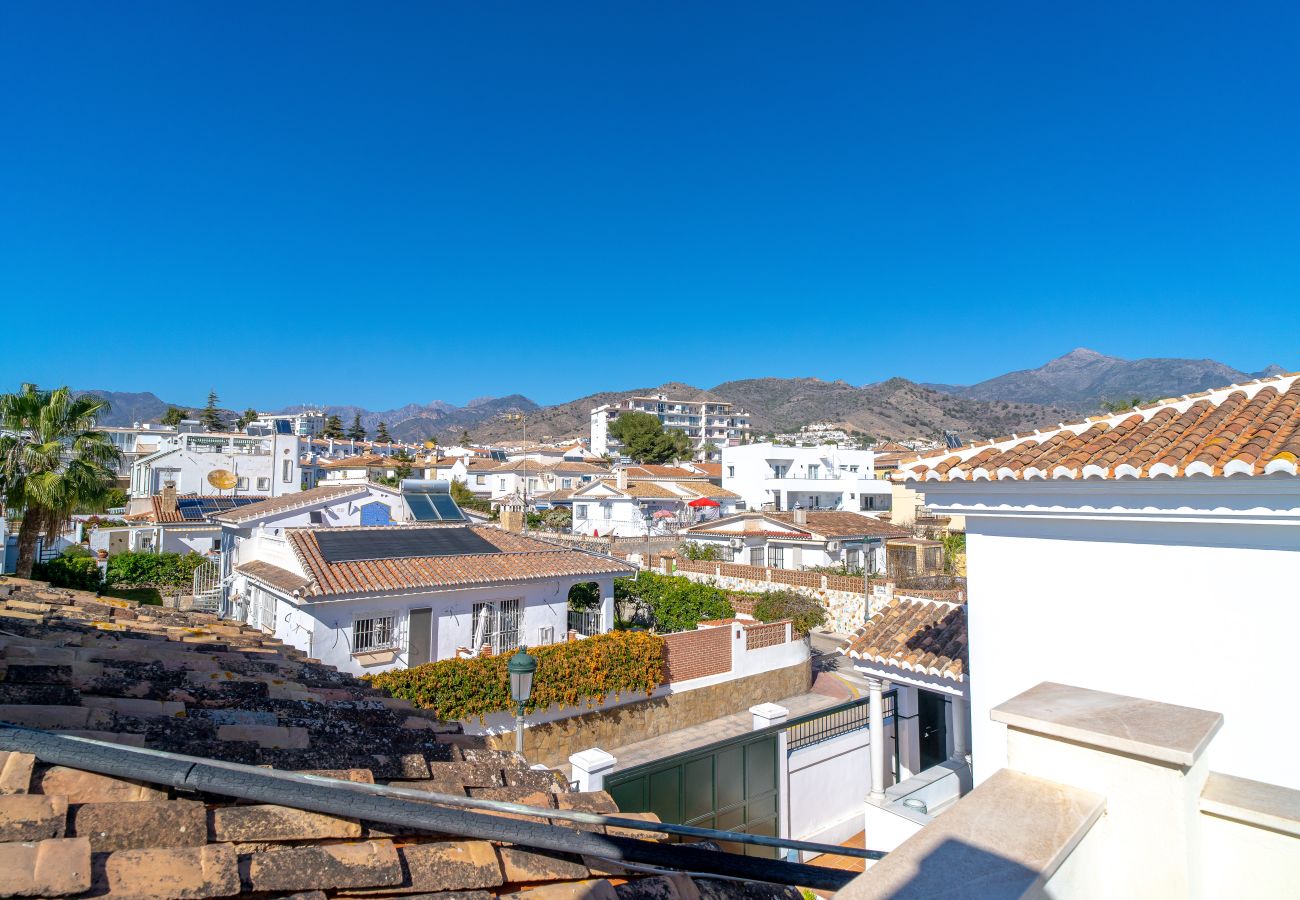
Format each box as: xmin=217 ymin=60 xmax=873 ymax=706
xmin=615 ymin=571 xmax=734 ymax=633
xmin=105 ymin=551 xmax=208 ymax=590
xmin=366 ymin=630 xmax=665 ymax=722
xmin=33 ymin=556 xmax=101 ymax=592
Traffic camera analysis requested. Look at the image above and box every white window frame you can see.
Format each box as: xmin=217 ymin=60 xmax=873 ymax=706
xmin=353 ymin=614 xmax=398 ymax=653
xmin=536 ymin=625 xmax=555 ymax=646
xmin=236 ymin=476 xmax=249 ymax=490
xmin=749 ymin=547 xmax=764 ymax=567
xmin=282 ymin=459 xmax=293 ymax=483
xmin=575 ymin=504 xmax=588 ymax=519
xmin=256 ymin=477 xmax=271 ymax=491
xmin=470 ymin=599 xmax=521 ymax=655
xmin=768 ymin=546 xmax=785 ymax=568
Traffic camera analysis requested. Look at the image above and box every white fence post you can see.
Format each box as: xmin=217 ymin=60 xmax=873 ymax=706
xmin=751 ymin=703 xmax=791 ymax=844
xmin=569 ymin=748 xmax=617 ymax=792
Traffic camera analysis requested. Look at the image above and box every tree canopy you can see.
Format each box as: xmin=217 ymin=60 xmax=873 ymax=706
xmin=199 ymin=390 xmax=225 ymax=431
xmin=160 ymin=406 xmax=187 ymax=426
xmin=322 ymin=415 xmax=344 ymax=439
xmin=0 ymin=384 xmax=120 ymax=577
xmin=376 ymin=421 xmax=392 ymax=443
xmin=235 ymin=408 xmax=259 ymax=429
xmin=608 ymin=411 xmax=691 ymax=463
xmin=347 ymin=414 xmax=366 ymax=441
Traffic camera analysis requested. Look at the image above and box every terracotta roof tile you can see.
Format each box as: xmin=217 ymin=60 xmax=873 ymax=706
xmin=899 ymin=373 xmax=1300 ymax=481
xmin=287 ymin=525 xmax=634 ymax=597
xmin=840 ymin=599 xmax=967 ymax=681
xmin=213 ymin=484 xmax=374 ymax=524
xmin=0 ymin=578 xmax=732 ymax=898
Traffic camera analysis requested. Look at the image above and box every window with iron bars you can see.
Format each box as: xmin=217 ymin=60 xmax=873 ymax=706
xmin=471 ymin=599 xmax=521 ymax=655
xmin=353 ymin=614 xmax=397 ymax=653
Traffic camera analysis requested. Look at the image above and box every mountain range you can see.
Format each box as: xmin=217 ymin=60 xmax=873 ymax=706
xmin=78 ymin=349 xmax=1285 ymax=445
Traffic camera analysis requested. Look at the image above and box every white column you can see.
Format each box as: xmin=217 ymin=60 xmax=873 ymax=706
xmin=569 ymin=748 xmax=616 ymax=792
xmin=751 ymin=703 xmax=791 ymax=843
xmin=868 ymin=677 xmax=887 ymax=800
xmin=951 ymin=695 xmax=969 ymax=759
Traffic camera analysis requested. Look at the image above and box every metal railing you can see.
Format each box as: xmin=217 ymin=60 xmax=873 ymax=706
xmin=568 ymin=608 xmax=602 ymax=636
xmin=786 ymin=689 xmax=896 ymax=752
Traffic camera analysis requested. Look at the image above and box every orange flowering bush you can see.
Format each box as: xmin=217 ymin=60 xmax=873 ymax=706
xmin=365 ymin=630 xmax=665 ymax=722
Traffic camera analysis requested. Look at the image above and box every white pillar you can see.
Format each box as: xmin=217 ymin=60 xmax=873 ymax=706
xmin=951 ymin=695 xmax=969 ymax=759
xmin=868 ymin=677 xmax=887 ymax=800
xmin=750 ymin=702 xmax=789 ymax=730
xmin=751 ymin=703 xmax=791 ymax=843
xmin=569 ymin=748 xmax=616 ymax=792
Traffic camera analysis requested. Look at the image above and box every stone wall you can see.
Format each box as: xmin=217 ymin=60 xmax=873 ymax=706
xmin=488 ymin=658 xmax=812 ymax=769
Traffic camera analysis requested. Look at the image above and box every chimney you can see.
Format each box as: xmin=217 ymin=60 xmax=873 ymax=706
xmin=161 ymin=481 xmax=178 ymax=516
xmin=793 ymin=508 xmax=808 ymax=526
xmin=616 ymin=468 xmax=628 ymax=491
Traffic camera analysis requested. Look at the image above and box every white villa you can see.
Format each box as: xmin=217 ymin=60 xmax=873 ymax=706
xmin=721 ymin=442 xmax=893 ymax=513
xmin=899 ymin=373 xmax=1300 ymax=792
xmin=569 ymin=469 xmax=741 ymax=537
xmin=219 ymin=514 xmax=632 ymax=676
xmin=683 ymin=509 xmax=908 ymax=571
xmin=129 ymin=429 xmax=302 ymax=503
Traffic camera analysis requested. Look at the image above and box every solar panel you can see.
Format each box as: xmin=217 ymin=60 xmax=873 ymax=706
xmin=316 ymin=527 xmax=501 ymax=563
xmin=177 ymin=496 xmax=268 ymax=521
xmin=400 ymin=479 xmax=467 ymax=522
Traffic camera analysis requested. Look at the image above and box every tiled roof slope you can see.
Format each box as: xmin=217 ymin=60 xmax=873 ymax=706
xmin=0 ymin=578 xmax=790 ymax=899
xmin=900 ymin=373 xmax=1300 ymax=481
xmin=840 ymin=599 xmax=967 ymax=681
xmin=288 ymin=525 xmax=635 ymax=597
xmin=768 ymin=512 xmax=909 ymax=539
xmin=212 ymin=483 xmax=368 ymax=523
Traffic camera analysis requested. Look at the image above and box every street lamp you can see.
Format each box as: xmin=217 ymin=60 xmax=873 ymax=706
xmin=508 ymin=644 xmax=537 ymax=754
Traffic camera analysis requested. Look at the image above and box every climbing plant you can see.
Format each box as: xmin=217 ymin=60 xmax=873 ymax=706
xmin=365 ymin=630 xmax=665 ymax=722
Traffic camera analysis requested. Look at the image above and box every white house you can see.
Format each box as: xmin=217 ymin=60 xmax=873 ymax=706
xmin=840 ymin=598 xmax=971 ymax=824
xmin=683 ymin=509 xmax=908 ymax=571
xmin=129 ymin=430 xmax=302 ymax=502
xmin=569 ymin=470 xmax=741 ymax=537
xmin=899 ymin=373 xmax=1300 ymax=791
xmin=221 ymin=521 xmax=634 ymax=675
xmin=721 ymin=443 xmax=893 ymax=514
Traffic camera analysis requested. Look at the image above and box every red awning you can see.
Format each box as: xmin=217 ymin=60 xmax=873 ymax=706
xmin=688 ymin=497 xmax=721 ymax=508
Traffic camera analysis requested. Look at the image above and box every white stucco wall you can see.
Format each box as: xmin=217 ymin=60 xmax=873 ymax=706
xmin=264 ymin=575 xmax=616 ymax=676
xmin=964 ymin=516 xmax=1300 ymax=791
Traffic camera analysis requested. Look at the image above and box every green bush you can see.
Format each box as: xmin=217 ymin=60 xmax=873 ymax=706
xmin=105 ymin=551 xmax=207 ymax=589
xmin=366 ymin=630 xmax=665 ymax=721
xmin=615 ymin=571 xmax=734 ymax=633
xmin=61 ymin=544 xmax=93 ymax=558
xmin=34 ymin=555 xmax=102 ymax=591
xmin=681 ymin=542 xmax=722 ymax=561
xmin=753 ymin=590 xmax=827 ymax=635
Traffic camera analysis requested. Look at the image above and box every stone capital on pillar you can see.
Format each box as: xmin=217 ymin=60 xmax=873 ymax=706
xmin=750 ymin=702 xmax=789 ymax=730
xmin=569 ymin=747 xmax=617 ymax=792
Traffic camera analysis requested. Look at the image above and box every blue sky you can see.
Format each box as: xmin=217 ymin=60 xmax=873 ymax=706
xmin=2 ymin=2 xmax=1297 ymax=410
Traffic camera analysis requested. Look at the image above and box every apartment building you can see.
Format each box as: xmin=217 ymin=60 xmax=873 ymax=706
xmin=129 ymin=429 xmax=302 ymax=502
xmin=721 ymin=442 xmax=893 ymax=513
xmin=590 ymin=392 xmax=751 ymax=458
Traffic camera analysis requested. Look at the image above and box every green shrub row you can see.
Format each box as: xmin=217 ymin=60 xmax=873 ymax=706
xmin=366 ymin=630 xmax=665 ymax=722
xmin=33 ymin=555 xmax=102 ymax=591
xmin=105 ymin=551 xmax=208 ymax=589
xmin=614 ymin=571 xmax=734 ymax=633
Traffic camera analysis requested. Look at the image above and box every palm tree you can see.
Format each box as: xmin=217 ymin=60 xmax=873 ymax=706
xmin=0 ymin=385 xmax=120 ymax=577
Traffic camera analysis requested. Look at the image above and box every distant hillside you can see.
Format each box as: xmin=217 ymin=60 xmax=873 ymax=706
xmin=712 ymin=377 xmax=1072 ymax=442
xmin=925 ymin=348 xmax=1284 ymax=412
xmin=77 ymin=348 xmax=1287 ymax=446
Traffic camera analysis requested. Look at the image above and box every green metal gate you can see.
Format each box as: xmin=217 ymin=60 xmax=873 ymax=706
xmin=605 ymin=730 xmax=781 ymax=857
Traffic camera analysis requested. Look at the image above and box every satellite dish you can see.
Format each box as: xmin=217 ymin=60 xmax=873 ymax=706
xmin=207 ymin=469 xmax=238 ymax=490
xmin=424 ymin=440 xmax=436 ymax=449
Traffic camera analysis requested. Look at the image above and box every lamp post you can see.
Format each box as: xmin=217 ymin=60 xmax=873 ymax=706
xmin=508 ymin=644 xmax=537 ymax=754
xmin=644 ymin=509 xmax=654 ymax=571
